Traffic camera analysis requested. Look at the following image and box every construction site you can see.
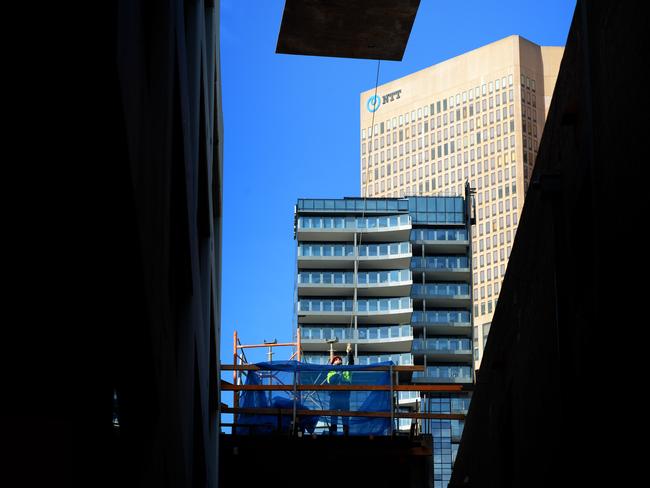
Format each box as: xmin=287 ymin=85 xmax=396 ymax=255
xmin=8 ymin=1 xmax=643 ymax=487
xmin=220 ymin=334 xmax=446 ymax=487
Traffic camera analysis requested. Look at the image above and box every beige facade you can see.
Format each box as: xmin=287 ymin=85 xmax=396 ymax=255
xmin=359 ymin=35 xmax=564 ymax=368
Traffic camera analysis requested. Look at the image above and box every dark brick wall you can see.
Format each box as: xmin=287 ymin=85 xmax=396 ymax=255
xmin=449 ymin=2 xmax=646 ymax=486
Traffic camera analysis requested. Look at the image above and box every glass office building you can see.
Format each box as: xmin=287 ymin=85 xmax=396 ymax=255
xmin=295 ymin=186 xmax=474 ymax=488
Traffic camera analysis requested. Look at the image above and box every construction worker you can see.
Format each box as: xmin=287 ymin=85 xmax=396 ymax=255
xmin=327 ymin=343 xmax=354 ymax=435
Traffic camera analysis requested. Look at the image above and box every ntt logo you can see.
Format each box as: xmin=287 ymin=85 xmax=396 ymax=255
xmin=366 ymin=89 xmax=402 ymax=113
xmin=366 ymin=95 xmax=381 ymax=113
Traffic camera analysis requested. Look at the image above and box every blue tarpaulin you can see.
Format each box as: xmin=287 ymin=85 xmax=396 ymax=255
xmin=235 ymin=360 xmax=393 ymax=435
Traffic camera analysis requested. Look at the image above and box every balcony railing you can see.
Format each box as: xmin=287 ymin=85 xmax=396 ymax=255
xmin=298 ymin=244 xmax=355 ymax=257
xmin=358 ymin=269 xmax=411 ymax=285
xmin=301 ymin=325 xmax=413 ymax=341
xmin=297 ymin=242 xmax=411 ymax=259
xmin=410 ymin=228 xmax=468 ymax=242
xmin=298 ymin=214 xmax=411 ymax=231
xmin=297 ymin=269 xmax=411 ymax=286
xmin=411 ymin=283 xmax=470 ymax=297
xmin=297 ymin=297 xmax=412 ymax=314
xmin=298 ymin=299 xmax=354 ymax=313
xmin=302 ymin=353 xmax=414 ymax=366
xmin=359 ymin=242 xmax=411 ymax=257
xmin=411 ymin=256 xmax=469 ymax=270
xmin=298 ymin=271 xmax=355 ymax=285
xmin=356 ymin=297 xmax=412 ymax=313
xmin=412 ymin=365 xmax=472 ymax=381
xmin=411 ymin=338 xmax=472 ymax=353
xmin=411 ymin=311 xmax=471 ymax=325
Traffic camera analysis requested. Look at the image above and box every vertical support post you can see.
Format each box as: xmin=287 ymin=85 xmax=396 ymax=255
xmin=390 ymin=364 xmax=395 ymax=435
xmin=233 ymin=330 xmax=239 ymax=411
xmin=465 ymin=181 xmax=476 ymax=382
xmin=296 ymin=327 xmax=301 ymax=362
xmin=292 ymin=370 xmax=298 ymax=436
xmin=353 ymin=232 xmax=358 ymax=361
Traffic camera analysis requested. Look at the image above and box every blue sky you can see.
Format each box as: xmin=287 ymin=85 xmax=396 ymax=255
xmin=219 ymin=0 xmax=576 ymax=366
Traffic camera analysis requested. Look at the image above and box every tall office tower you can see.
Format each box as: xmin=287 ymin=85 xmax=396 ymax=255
xmin=294 ymin=189 xmax=473 ymax=488
xmin=360 ymin=35 xmax=563 ymax=367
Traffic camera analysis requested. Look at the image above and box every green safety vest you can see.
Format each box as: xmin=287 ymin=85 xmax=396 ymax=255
xmin=326 ymin=370 xmax=351 ymax=384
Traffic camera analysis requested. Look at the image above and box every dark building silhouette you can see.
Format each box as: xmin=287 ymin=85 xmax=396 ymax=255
xmin=6 ymin=1 xmax=222 ymax=487
xmin=449 ymin=2 xmax=644 ymax=486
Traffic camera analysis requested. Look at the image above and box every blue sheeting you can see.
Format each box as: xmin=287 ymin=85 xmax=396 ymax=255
xmin=236 ymin=360 xmax=393 ymax=436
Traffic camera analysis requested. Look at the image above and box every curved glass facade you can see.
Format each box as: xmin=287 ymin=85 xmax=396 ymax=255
xmin=301 ymin=325 xmax=412 ymax=341
xmin=298 ymin=299 xmax=354 ymax=312
xmin=298 ymin=242 xmax=412 ymax=258
xmin=298 ymin=271 xmax=355 ymax=285
xmin=298 ymin=244 xmax=355 ymax=257
xmin=356 ymin=297 xmax=412 ymax=312
xmin=298 ymin=297 xmax=411 ymax=313
xmin=303 ymin=352 xmax=413 ymax=366
xmin=298 ymin=269 xmax=412 ymax=285
xmin=358 ymin=269 xmax=411 ymax=284
xmin=359 ymin=242 xmax=411 ymax=257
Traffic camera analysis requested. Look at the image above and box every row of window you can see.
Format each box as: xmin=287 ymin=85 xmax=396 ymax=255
xmin=474 ymin=246 xmax=512 ymax=269
xmin=298 ymin=214 xmax=410 ymax=231
xmin=411 ymin=310 xmax=471 ymax=324
xmin=412 ymin=365 xmax=472 ymax=380
xmin=362 ymin=103 xmax=516 ymax=154
xmin=297 ymin=269 xmax=411 ymax=286
xmin=476 ymin=194 xmax=517 ymax=219
xmin=412 ymin=338 xmax=472 ymax=352
xmin=300 ymin=325 xmax=412 ymax=341
xmin=476 ymin=221 xmax=516 ymax=246
xmin=297 ymin=242 xmax=410 ymax=258
xmin=364 ymin=184 xmax=466 ymax=199
xmin=411 ymin=283 xmax=470 ymax=297
xmin=411 ymin=256 xmax=469 ymax=270
xmin=474 ymin=265 xmax=506 ymax=286
xmin=363 ymin=121 xmax=516 ymax=166
xmin=410 ymin=228 xmax=468 ymax=242
xmin=297 ymin=297 xmax=412 ymax=313
xmin=364 ymin=160 xmax=518 ymax=208
xmin=475 ymin=299 xmax=498 ymax=317
xmin=363 ymin=148 xmax=518 ymax=187
xmin=303 ymin=353 xmax=413 ymax=366
xmin=475 ymin=282 xmax=501 ymax=300
xmin=297 ymin=198 xmax=408 ymax=212
xmin=363 ymin=171 xmax=516 ymax=201
xmin=363 ymin=144 xmax=517 ymax=191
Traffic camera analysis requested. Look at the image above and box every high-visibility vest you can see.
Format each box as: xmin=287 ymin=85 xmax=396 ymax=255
xmin=326 ymin=370 xmax=351 ymax=385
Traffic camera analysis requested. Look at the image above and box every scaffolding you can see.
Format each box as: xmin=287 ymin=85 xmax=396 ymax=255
xmin=222 ymin=331 xmax=468 ymax=436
